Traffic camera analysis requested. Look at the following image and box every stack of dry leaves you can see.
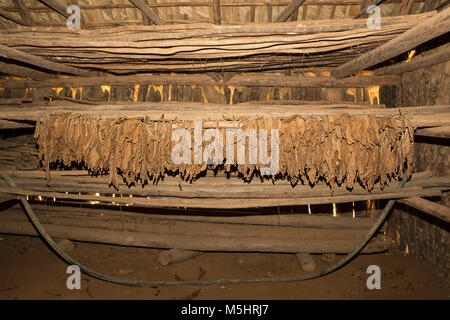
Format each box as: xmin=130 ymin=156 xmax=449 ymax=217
xmin=34 ymin=113 xmax=413 ymax=190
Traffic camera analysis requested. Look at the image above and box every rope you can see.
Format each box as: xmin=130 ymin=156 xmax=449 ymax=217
xmin=0 ymin=172 xmax=408 ymax=287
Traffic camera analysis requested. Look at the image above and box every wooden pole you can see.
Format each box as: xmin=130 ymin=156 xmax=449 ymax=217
xmin=0 ymin=7 xmax=24 ymax=25
xmin=373 ymin=43 xmax=450 ymax=76
xmin=0 ymin=61 xmax=56 ymax=80
xmin=332 ymin=8 xmax=450 ymax=79
xmin=39 ymin=0 xmax=70 ymax=18
xmin=12 ymin=0 xmax=32 ymax=26
xmin=275 ymin=0 xmax=306 ymax=22
xmin=213 ymin=0 xmax=221 ymax=25
xmin=398 ymin=0 xmax=415 ymax=15
xmin=0 ymin=74 xmax=399 ymax=89
xmin=398 ymin=197 xmax=450 ymax=223
xmin=129 ymin=0 xmax=164 ymax=25
xmin=0 ymin=44 xmax=96 ymax=77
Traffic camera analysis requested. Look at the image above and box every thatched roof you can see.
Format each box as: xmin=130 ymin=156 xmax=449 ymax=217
xmin=0 ymin=0 xmax=441 ymax=28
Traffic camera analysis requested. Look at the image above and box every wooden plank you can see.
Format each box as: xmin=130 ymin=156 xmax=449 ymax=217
xmin=399 ymin=197 xmax=450 ymax=223
xmin=275 ymin=0 xmax=306 ymax=22
xmin=0 ymin=74 xmax=399 ymax=89
xmin=332 ymin=8 xmax=450 ymax=79
xmin=0 ymin=44 xmax=96 ymax=77
xmin=415 ymin=126 xmax=450 ymax=138
xmin=373 ymin=43 xmax=450 ymax=75
xmin=129 ymin=0 xmax=164 ymax=25
xmin=12 ymin=0 xmax=32 ymax=26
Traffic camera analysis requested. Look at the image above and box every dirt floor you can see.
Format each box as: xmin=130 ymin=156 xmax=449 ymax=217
xmin=0 ymin=234 xmax=448 ymax=300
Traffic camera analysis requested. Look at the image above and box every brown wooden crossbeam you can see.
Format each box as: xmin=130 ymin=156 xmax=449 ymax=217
xmin=354 ymin=0 xmax=386 ymax=19
xmin=129 ymin=0 xmax=164 ymax=25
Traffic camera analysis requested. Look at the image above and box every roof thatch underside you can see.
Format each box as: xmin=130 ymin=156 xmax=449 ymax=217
xmin=0 ymin=0 xmax=444 ymax=28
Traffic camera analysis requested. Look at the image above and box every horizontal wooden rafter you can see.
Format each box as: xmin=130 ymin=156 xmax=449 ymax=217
xmin=0 ymin=74 xmax=398 ymax=89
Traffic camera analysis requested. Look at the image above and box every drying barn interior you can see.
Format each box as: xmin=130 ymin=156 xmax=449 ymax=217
xmin=0 ymin=0 xmax=448 ymax=300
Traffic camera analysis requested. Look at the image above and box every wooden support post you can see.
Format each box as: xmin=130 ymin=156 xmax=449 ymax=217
xmin=213 ymin=0 xmax=221 ymax=25
xmin=129 ymin=0 xmax=163 ymax=25
xmin=0 ymin=44 xmax=96 ymax=77
xmin=332 ymin=8 xmax=450 ymax=79
xmin=399 ymin=197 xmax=450 ymax=223
xmin=158 ymin=249 xmax=202 ymax=266
xmin=12 ymin=0 xmax=32 ymax=26
xmin=275 ymin=0 xmax=306 ymax=22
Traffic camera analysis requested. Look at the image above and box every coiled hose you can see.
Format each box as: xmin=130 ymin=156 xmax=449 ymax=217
xmin=0 ymin=172 xmax=408 ymax=287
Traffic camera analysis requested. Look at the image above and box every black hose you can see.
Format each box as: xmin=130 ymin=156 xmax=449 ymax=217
xmin=0 ymin=172 xmax=408 ymax=287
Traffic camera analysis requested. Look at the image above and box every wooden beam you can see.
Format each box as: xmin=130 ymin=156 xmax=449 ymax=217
xmin=129 ymin=0 xmax=164 ymax=25
xmin=0 ymin=7 xmax=23 ymax=25
xmin=373 ymin=42 xmax=450 ymax=75
xmin=12 ymin=0 xmax=32 ymax=25
xmin=0 ymin=74 xmax=399 ymax=89
xmin=398 ymin=197 xmax=450 ymax=223
xmin=275 ymin=0 xmax=306 ymax=22
xmin=38 ymin=0 xmax=70 ymax=18
xmin=0 ymin=44 xmax=96 ymax=77
xmin=332 ymin=8 xmax=450 ymax=78
xmin=0 ymin=61 xmax=56 ymax=80
xmin=415 ymin=126 xmax=450 ymax=138
xmin=0 ymin=219 xmax=390 ymax=254
xmin=213 ymin=0 xmax=221 ymax=25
